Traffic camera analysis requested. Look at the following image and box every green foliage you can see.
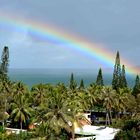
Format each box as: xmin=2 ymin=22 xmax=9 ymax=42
xmin=112 ymin=51 xmax=122 ymax=90
xmin=32 ymin=82 xmax=85 ymax=139
xmin=0 ymin=47 xmax=140 ymax=139
xmin=79 ymin=79 xmax=85 ymax=89
xmin=0 ymin=126 xmax=5 ymax=133
xmin=96 ymin=68 xmax=104 ymax=86
xmin=69 ymin=73 xmax=77 ymax=90
xmin=114 ymin=119 xmax=140 ymax=140
xmin=0 ymin=76 xmax=139 ymax=139
xmin=101 ymin=86 xmax=116 ymax=125
xmin=132 ymin=75 xmax=140 ymax=97
xmin=33 ymin=122 xmax=69 ymax=140
xmin=131 ymin=94 xmax=140 ymax=120
xmin=3 ymin=131 xmax=34 ymax=140
xmin=0 ymin=46 xmax=9 ymax=81
xmin=31 ymin=83 xmax=49 ymax=106
xmin=121 ymin=65 xmax=127 ymax=88
xmin=0 ymin=132 xmax=7 ymax=140
xmin=11 ymin=94 xmax=32 ymax=130
xmin=86 ymin=83 xmax=99 ymax=110
xmin=114 ymin=88 xmax=129 ymax=113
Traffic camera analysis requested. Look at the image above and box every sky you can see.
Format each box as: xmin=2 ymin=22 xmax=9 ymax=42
xmin=0 ymin=0 xmax=140 ymax=69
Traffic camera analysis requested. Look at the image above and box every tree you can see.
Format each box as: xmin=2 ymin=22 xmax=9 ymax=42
xmin=79 ymin=79 xmax=84 ymax=89
xmin=96 ymin=68 xmax=104 ymax=86
xmin=31 ymin=83 xmax=48 ymax=106
xmin=69 ymin=73 xmax=77 ymax=91
xmin=0 ymin=81 xmax=14 ymax=126
xmin=101 ymin=86 xmax=116 ymax=125
xmin=134 ymin=94 xmax=140 ymax=120
xmin=41 ymin=86 xmax=79 ymax=139
xmin=86 ymin=83 xmax=100 ymax=111
xmin=114 ymin=88 xmax=129 ymax=119
xmin=132 ymin=75 xmax=140 ymax=97
xmin=121 ymin=65 xmax=127 ymax=88
xmin=114 ymin=119 xmax=140 ymax=140
xmin=13 ymin=82 xmax=29 ymax=100
xmin=112 ymin=51 xmax=121 ymax=90
xmin=0 ymin=46 xmax=9 ymax=80
xmin=11 ymin=95 xmax=32 ymax=130
xmin=0 ymin=91 xmax=6 ymax=126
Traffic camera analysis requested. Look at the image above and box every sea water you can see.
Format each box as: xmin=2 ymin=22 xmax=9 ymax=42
xmin=9 ymin=69 xmax=135 ymax=88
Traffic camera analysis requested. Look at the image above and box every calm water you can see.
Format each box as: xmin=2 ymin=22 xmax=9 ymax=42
xmin=9 ymin=69 xmax=135 ymax=88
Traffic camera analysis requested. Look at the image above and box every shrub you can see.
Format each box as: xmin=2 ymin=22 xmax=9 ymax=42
xmin=114 ymin=119 xmax=140 ymax=140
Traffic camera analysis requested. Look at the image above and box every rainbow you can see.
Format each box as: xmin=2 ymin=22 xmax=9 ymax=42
xmin=0 ymin=12 xmax=139 ymax=75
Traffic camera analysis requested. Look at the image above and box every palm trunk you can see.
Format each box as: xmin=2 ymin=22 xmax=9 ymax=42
xmin=107 ymin=112 xmax=110 ymax=125
xmin=2 ymin=121 xmax=4 ymax=128
xmin=71 ymin=131 xmax=75 ymax=140
xmin=118 ymin=112 xmax=120 ymax=120
xmin=3 ymin=99 xmax=7 ymax=127
xmin=20 ymin=120 xmax=22 ymax=130
xmin=60 ymin=113 xmax=75 ymax=139
xmin=71 ymin=125 xmax=75 ymax=140
xmin=115 ymin=111 xmax=118 ymax=120
xmin=109 ymin=109 xmax=112 ymax=124
xmin=105 ymin=112 xmax=107 ymax=126
xmin=106 ymin=111 xmax=110 ymax=126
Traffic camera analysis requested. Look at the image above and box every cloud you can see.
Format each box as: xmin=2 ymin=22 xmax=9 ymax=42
xmin=0 ymin=0 xmax=140 ymax=68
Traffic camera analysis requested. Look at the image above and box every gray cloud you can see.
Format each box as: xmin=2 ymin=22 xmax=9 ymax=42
xmin=0 ymin=0 xmax=140 ymax=68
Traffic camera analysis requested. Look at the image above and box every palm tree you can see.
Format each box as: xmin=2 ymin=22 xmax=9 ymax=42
xmin=13 ymin=82 xmax=29 ymax=100
xmin=75 ymin=91 xmax=89 ymax=111
xmin=114 ymin=88 xmax=129 ymax=119
xmin=86 ymin=83 xmax=102 ymax=111
xmin=31 ymin=83 xmax=49 ymax=106
xmin=0 ymin=92 xmax=6 ymax=126
xmin=37 ymin=84 xmax=82 ymax=139
xmin=47 ymin=88 xmax=73 ymax=137
xmin=0 ymin=80 xmax=14 ymax=126
xmin=101 ymin=86 xmax=116 ymax=125
xmin=11 ymin=94 xmax=32 ymax=130
xmin=134 ymin=94 xmax=140 ymax=120
xmin=129 ymin=94 xmax=140 ymax=120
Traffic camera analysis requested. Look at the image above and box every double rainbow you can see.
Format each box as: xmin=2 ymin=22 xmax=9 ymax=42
xmin=0 ymin=12 xmax=139 ymax=75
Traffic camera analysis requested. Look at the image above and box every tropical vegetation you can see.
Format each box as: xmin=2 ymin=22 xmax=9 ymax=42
xmin=0 ymin=46 xmax=140 ymax=140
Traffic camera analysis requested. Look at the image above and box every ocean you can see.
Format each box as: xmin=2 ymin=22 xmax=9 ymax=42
xmin=9 ymin=69 xmax=135 ymax=88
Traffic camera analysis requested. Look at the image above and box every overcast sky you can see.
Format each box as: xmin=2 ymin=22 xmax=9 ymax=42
xmin=0 ymin=0 xmax=140 ymax=69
